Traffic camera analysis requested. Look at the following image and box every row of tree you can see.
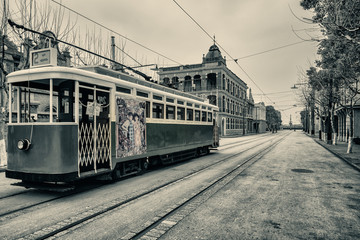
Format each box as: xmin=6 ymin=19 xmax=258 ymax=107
xmin=266 ymin=105 xmax=282 ymax=132
xmin=299 ymin=0 xmax=360 ymax=153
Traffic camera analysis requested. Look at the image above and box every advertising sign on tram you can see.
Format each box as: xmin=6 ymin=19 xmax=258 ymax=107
xmin=116 ymin=97 xmax=147 ymax=158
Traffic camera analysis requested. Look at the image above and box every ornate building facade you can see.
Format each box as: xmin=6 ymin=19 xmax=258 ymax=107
xmin=157 ymin=44 xmax=248 ymax=136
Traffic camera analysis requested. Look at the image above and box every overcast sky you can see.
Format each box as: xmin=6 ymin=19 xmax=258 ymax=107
xmin=56 ymin=0 xmax=319 ymax=124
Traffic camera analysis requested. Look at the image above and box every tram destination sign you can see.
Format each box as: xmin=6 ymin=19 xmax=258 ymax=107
xmin=29 ymin=47 xmax=57 ymax=68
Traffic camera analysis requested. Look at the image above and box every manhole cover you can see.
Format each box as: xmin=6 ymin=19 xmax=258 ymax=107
xmin=291 ymin=169 xmax=314 ymax=173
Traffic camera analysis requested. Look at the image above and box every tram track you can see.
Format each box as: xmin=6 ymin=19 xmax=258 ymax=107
xmin=0 ymin=134 xmax=269 ymax=221
xmin=0 ymin=133 xmax=274 ymax=218
xmin=219 ymin=133 xmax=272 ymax=150
xmin=0 ymin=133 xmax=281 ymax=227
xmin=0 ymin=181 xmax=109 ymax=222
xmin=0 ymin=190 xmax=29 ymax=200
xmin=13 ymin=132 xmax=289 ymax=240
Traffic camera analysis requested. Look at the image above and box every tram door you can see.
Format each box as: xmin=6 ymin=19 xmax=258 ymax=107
xmin=78 ymin=85 xmax=111 ymax=175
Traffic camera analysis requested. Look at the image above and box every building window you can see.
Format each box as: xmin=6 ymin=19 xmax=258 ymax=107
xmin=222 ymin=74 xmax=226 ymax=90
xmin=184 ymin=76 xmax=192 ymax=92
xmin=207 ymin=73 xmax=217 ymax=90
xmin=172 ymin=76 xmax=179 ymax=89
xmin=163 ymin=77 xmax=170 ymax=86
xmin=222 ymin=96 xmax=226 ymax=112
xmin=194 ymin=75 xmax=201 ymax=91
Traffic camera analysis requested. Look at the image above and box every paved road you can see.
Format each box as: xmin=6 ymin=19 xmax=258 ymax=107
xmin=162 ymin=131 xmax=360 ymax=239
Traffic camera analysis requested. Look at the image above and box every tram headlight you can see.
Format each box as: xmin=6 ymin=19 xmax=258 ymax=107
xmin=17 ymin=139 xmax=31 ymax=151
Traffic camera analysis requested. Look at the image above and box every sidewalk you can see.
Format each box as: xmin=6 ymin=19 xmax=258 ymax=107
xmin=307 ymin=133 xmax=360 ymax=171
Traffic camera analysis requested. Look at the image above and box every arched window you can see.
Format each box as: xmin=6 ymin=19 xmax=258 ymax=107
xmin=222 ymin=96 xmax=226 ymax=112
xmin=184 ymin=76 xmax=192 ymax=92
xmin=171 ymin=76 xmax=179 ymax=89
xmin=222 ymin=74 xmax=226 ymax=90
xmin=163 ymin=77 xmax=170 ymax=86
xmin=194 ymin=75 xmax=201 ymax=91
xmin=207 ymin=73 xmax=217 ymax=90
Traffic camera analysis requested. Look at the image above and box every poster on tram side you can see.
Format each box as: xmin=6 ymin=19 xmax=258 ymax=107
xmin=115 ymin=97 xmax=147 ymax=158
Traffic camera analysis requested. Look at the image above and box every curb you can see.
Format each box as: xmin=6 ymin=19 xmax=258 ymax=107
xmin=311 ymin=138 xmax=360 ymax=172
xmin=0 ymin=166 xmax=6 ymax=173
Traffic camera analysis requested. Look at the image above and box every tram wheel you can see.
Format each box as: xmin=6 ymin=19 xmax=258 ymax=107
xmin=137 ymin=158 xmax=149 ymax=175
xmin=142 ymin=158 xmax=149 ymax=171
xmin=111 ymin=167 xmax=122 ymax=181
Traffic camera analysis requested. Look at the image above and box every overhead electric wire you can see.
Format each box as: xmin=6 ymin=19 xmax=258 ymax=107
xmin=172 ymin=0 xmax=275 ymax=105
xmin=253 ymin=90 xmax=294 ymax=95
xmin=235 ymin=41 xmax=306 ymax=60
xmin=50 ymin=0 xmax=183 ymax=66
xmin=115 ymin=45 xmax=143 ymax=67
xmin=7 ymin=19 xmax=152 ymax=81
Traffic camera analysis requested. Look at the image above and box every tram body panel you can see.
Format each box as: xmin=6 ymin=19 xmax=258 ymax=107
xmin=109 ymin=121 xmax=214 ymax=168
xmin=146 ymin=123 xmax=213 ymax=150
xmin=6 ymin=124 xmax=78 ymax=179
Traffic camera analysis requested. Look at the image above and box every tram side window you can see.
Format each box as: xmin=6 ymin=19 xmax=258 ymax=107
xmin=177 ymin=107 xmax=185 ymax=120
xmin=208 ymin=112 xmax=213 ymax=122
xmin=202 ymin=111 xmax=207 ymax=122
xmin=166 ymin=105 xmax=175 ymax=120
xmin=152 ymin=103 xmax=164 ymax=119
xmin=195 ymin=110 xmax=200 ymax=121
xmin=145 ymin=101 xmax=150 ymax=118
xmin=186 ymin=109 xmax=193 ymax=121
xmin=58 ymin=81 xmax=75 ymax=122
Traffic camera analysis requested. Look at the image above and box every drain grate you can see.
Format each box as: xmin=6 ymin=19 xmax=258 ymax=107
xmin=291 ymin=168 xmax=314 ymax=173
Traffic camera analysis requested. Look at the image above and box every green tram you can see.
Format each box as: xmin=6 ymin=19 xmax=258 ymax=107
xmin=5 ymin=65 xmax=219 ymax=186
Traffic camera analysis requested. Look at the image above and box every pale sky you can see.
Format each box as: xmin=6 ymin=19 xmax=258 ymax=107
xmin=12 ymin=0 xmax=321 ymax=125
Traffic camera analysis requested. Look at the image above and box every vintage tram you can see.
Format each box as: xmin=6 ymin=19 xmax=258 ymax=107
xmin=5 ymin=56 xmax=219 ymax=187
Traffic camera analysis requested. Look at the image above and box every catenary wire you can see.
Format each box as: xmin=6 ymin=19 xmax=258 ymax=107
xmin=172 ymin=0 xmax=275 ymax=105
xmin=50 ymin=0 xmax=184 ymax=66
xmin=234 ymin=41 xmax=306 ymax=60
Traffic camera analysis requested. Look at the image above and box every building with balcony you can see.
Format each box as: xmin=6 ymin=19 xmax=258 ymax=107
xmin=157 ymin=43 xmax=248 ymax=136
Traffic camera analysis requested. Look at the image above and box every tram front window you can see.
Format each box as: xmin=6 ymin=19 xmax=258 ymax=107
xmin=10 ymin=80 xmax=58 ymax=123
xmin=9 ymin=79 xmax=77 ymax=123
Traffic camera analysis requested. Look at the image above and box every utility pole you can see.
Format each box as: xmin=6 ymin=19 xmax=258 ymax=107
xmin=0 ymin=0 xmax=9 ymax=166
xmin=111 ymin=36 xmax=116 ymax=70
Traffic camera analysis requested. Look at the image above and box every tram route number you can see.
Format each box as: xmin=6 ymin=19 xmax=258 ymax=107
xmin=32 ymin=50 xmax=51 ymax=66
